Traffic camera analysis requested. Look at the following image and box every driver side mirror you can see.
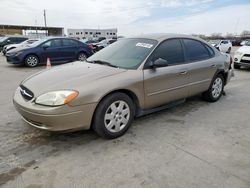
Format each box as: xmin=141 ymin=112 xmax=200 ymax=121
xmin=42 ymin=44 xmax=49 ymax=50
xmin=148 ymin=58 xmax=168 ymax=69
xmin=6 ymin=40 xmax=11 ymax=43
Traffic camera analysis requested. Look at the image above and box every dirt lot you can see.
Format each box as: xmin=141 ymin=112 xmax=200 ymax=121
xmin=0 ymin=47 xmax=250 ymax=188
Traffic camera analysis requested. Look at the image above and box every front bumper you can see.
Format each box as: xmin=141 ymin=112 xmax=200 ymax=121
xmin=5 ymin=54 xmax=23 ymax=64
xmin=234 ymin=54 xmax=250 ymax=67
xmin=13 ymin=87 xmax=97 ymax=131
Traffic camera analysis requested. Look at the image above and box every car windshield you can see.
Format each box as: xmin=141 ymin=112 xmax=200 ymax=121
xmin=28 ymin=38 xmax=47 ymax=47
xmin=87 ymin=38 xmax=158 ymax=69
xmin=209 ymin=40 xmax=220 ymax=45
xmin=19 ymin=39 xmax=30 ymax=45
xmin=25 ymin=39 xmax=39 ymax=46
xmin=0 ymin=37 xmax=7 ymax=42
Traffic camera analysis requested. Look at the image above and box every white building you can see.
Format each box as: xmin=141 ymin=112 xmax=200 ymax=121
xmin=67 ymin=28 xmax=117 ymax=39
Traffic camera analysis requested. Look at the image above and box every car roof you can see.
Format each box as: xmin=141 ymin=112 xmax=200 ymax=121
xmin=44 ymin=37 xmax=77 ymax=40
xmin=5 ymin=35 xmax=28 ymax=38
xmin=129 ymin=33 xmax=202 ymax=42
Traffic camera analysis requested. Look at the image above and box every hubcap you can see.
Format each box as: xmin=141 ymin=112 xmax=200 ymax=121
xmin=78 ymin=53 xmax=86 ymax=61
xmin=104 ymin=100 xmax=130 ymax=133
xmin=212 ymin=77 xmax=223 ymax=98
xmin=27 ymin=56 xmax=38 ymax=66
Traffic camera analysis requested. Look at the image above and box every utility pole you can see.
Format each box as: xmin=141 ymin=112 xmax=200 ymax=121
xmin=35 ymin=19 xmax=38 ymax=38
xmin=43 ymin=9 xmax=47 ymax=36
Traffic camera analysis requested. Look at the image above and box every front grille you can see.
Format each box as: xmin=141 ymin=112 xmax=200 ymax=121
xmin=20 ymin=85 xmax=34 ymax=101
xmin=243 ymin=54 xmax=250 ymax=57
xmin=241 ymin=60 xmax=250 ymax=64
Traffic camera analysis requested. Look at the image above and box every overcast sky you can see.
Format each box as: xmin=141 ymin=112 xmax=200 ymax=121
xmin=0 ymin=0 xmax=249 ymax=36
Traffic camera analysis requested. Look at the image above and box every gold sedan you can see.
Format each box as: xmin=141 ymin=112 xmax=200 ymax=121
xmin=13 ymin=34 xmax=233 ymax=138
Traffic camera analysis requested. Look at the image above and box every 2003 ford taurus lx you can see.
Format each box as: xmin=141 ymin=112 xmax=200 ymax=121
xmin=13 ymin=34 xmax=233 ymax=139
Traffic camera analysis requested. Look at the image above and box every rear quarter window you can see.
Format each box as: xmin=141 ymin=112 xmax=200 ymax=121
xmin=63 ymin=39 xmax=79 ymax=46
xmin=204 ymin=44 xmax=215 ymax=57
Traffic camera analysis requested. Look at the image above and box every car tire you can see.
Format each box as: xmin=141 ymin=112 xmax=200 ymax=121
xmin=25 ymin=54 xmax=39 ymax=67
xmin=92 ymin=92 xmax=135 ymax=139
xmin=78 ymin=52 xmax=87 ymax=61
xmin=234 ymin=64 xmax=240 ymax=69
xmin=227 ymin=47 xmax=231 ymax=53
xmin=202 ymin=74 xmax=224 ymax=102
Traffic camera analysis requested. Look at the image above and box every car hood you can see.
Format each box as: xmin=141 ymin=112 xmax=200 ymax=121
xmin=236 ymin=46 xmax=250 ymax=53
xmin=22 ymin=61 xmax=126 ymax=96
xmin=6 ymin=44 xmax=19 ymax=49
xmin=4 ymin=44 xmax=12 ymax=48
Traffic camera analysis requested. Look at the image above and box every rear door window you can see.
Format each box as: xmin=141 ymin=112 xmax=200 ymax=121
xmin=62 ymin=39 xmax=79 ymax=46
xmin=183 ymin=39 xmax=211 ymax=62
xmin=204 ymin=44 xmax=215 ymax=57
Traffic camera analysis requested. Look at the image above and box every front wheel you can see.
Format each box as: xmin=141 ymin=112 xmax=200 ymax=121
xmin=25 ymin=55 xmax=39 ymax=67
xmin=92 ymin=93 xmax=135 ymax=139
xmin=202 ymin=74 xmax=224 ymax=102
xmin=78 ymin=52 xmax=87 ymax=61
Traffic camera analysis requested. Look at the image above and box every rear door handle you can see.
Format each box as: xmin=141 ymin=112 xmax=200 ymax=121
xmin=179 ymin=71 xmax=188 ymax=75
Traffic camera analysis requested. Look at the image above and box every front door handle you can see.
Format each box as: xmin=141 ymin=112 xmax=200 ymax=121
xmin=211 ymin=64 xmax=216 ymax=68
xmin=179 ymin=71 xmax=188 ymax=75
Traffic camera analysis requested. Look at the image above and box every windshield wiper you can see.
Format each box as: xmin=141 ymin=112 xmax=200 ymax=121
xmin=88 ymin=60 xmax=119 ymax=68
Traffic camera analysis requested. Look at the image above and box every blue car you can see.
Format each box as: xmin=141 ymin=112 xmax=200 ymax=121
xmin=6 ymin=37 xmax=93 ymax=67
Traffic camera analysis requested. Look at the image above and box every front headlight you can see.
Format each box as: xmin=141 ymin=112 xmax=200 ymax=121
xmin=235 ymin=51 xmax=243 ymax=56
xmin=35 ymin=90 xmax=78 ymax=106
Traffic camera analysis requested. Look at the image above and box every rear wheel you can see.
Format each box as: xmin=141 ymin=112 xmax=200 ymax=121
xmin=234 ymin=64 xmax=241 ymax=69
xmin=93 ymin=93 xmax=134 ymax=139
xmin=25 ymin=55 xmax=39 ymax=67
xmin=202 ymin=74 xmax=224 ymax=102
xmin=78 ymin=52 xmax=87 ymax=61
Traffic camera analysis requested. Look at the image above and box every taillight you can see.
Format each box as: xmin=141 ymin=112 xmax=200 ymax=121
xmin=88 ymin=44 xmax=93 ymax=49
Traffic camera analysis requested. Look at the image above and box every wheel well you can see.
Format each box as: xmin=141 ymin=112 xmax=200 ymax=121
xmin=90 ymin=89 xmax=140 ymax=128
xmin=217 ymin=71 xmax=227 ymax=84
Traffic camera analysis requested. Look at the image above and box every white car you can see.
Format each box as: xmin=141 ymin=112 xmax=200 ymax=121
xmin=240 ymin=40 xmax=250 ymax=46
xmin=234 ymin=41 xmax=250 ymax=69
xmin=92 ymin=39 xmax=117 ymax=52
xmin=2 ymin=39 xmax=39 ymax=55
xmin=209 ymin=40 xmax=232 ymax=53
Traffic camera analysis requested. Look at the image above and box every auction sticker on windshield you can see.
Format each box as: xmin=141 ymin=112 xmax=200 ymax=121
xmin=136 ymin=43 xmax=153 ymax=48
